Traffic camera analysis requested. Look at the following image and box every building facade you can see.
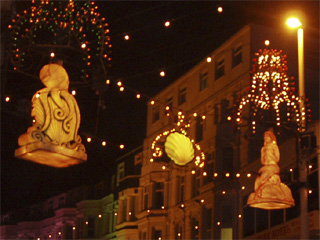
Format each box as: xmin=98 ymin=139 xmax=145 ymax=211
xmin=1 ymin=24 xmax=319 ymax=239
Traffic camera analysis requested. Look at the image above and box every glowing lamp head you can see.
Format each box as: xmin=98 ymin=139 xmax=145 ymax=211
xmin=286 ymin=17 xmax=302 ymax=28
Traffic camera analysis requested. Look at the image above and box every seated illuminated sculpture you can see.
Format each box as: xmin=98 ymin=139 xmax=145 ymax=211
xmin=247 ymin=129 xmax=295 ymax=209
xmin=15 ymin=63 xmax=87 ymax=167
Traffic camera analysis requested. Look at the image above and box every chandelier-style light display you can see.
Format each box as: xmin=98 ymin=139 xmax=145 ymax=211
xmin=247 ymin=129 xmax=295 ymax=209
xmin=151 ymin=111 xmax=205 ymax=168
xmin=15 ymin=63 xmax=87 ymax=167
xmin=8 ymin=0 xmax=111 ymax=92
xmin=236 ymin=49 xmax=310 ymax=133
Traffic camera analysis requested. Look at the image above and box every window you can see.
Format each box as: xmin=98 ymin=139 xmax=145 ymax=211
xmin=196 ymin=116 xmax=204 ymax=142
xmin=152 ymin=106 xmax=160 ymax=123
xmin=153 ymin=229 xmax=162 ymax=240
xmin=215 ymin=59 xmax=225 ymax=79
xmin=232 ymin=44 xmax=242 ymax=68
xmin=222 ymin=147 xmax=233 ymax=176
xmin=117 ymin=162 xmax=125 ymax=186
xmin=199 ymin=71 xmax=208 ymax=91
xmin=202 ymin=207 xmax=212 ymax=239
xmin=192 ymin=170 xmax=201 ymax=197
xmin=143 ymin=186 xmax=149 ymax=210
xmin=177 ymin=176 xmax=185 ymax=203
xmin=87 ymin=216 xmax=95 ymax=237
xmin=178 ymin=87 xmax=187 ymax=105
xmin=155 ymin=182 xmax=164 ymax=209
xmin=166 ymin=96 xmax=173 ymax=111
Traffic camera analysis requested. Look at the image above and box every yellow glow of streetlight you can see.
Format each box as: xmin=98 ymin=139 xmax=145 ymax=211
xmin=286 ymin=17 xmax=302 ymax=28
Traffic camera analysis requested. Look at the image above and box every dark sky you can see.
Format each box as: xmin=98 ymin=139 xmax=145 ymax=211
xmin=1 ymin=1 xmax=319 ymax=213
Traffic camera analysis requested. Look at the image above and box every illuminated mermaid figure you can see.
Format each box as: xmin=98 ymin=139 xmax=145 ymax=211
xmin=247 ymin=129 xmax=295 ymax=209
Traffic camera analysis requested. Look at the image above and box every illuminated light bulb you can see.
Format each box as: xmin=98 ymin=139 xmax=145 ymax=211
xmin=98 ymin=214 xmax=102 ymax=218
xmin=5 ymin=96 xmax=10 ymax=102
xmin=227 ymin=116 xmax=232 ymax=121
xmin=120 ymin=144 xmax=124 ymax=149
xmin=147 ymin=209 xmax=150 ymax=213
xmin=191 ymin=170 xmax=196 ymax=174
xmin=200 ymin=199 xmax=205 ymax=203
xmin=37 ymin=238 xmax=40 ymax=240
xmin=195 ymin=225 xmax=199 ymax=229
xmin=217 ymin=221 xmax=221 ymax=226
xmin=236 ymin=173 xmax=240 ymax=178
xmin=117 ymin=81 xmax=122 ymax=87
xmin=124 ymin=34 xmax=130 ymax=40
xmin=36 ymin=93 xmax=40 ymax=98
xmin=206 ymin=56 xmax=212 ymax=62
xmin=264 ymin=40 xmax=270 ymax=46
xmin=203 ymin=172 xmax=207 ymax=176
xmin=87 ymin=137 xmax=92 ymax=142
xmin=102 ymin=141 xmax=107 ymax=146
xmin=177 ymin=233 xmax=181 ymax=237
xmin=160 ymin=71 xmax=165 ymax=77
xmin=33 ymin=119 xmax=36 ymax=123
xmin=71 ymin=90 xmax=76 ymax=95
xmin=73 ymin=226 xmax=76 ymax=230
xmin=114 ymin=212 xmax=118 ymax=216
xmin=119 ymin=87 xmax=124 ymax=91
xmin=217 ymin=6 xmax=223 ymax=12
xmin=49 ymin=235 xmax=51 ymax=238
xmin=202 ymin=115 xmax=206 ymax=120
xmin=164 ymin=21 xmax=170 ymax=27
xmin=214 ymin=173 xmax=218 ymax=177
xmin=151 ymin=100 xmax=155 ymax=105
xmin=241 ymin=186 xmax=245 ymax=190
xmin=222 ymin=191 xmax=226 ymax=194
xmin=162 ymin=165 xmax=166 ymax=170
xmin=180 ymin=204 xmax=185 ymax=208
xmin=106 ymin=79 xmax=110 ymax=84
xmin=178 ymin=111 xmax=182 ymax=115
xmin=193 ymin=113 xmax=198 ymax=117
xmin=308 ymin=190 xmax=312 ymax=194
xmin=225 ymin=173 xmax=230 ymax=178
xmin=136 ymin=94 xmax=141 ymax=99
xmin=128 ymin=211 xmax=132 ymax=215
xmin=81 ymin=43 xmax=86 ymax=48
xmin=50 ymin=52 xmax=55 ymax=57
xmin=161 ymin=206 xmax=165 ymax=209
xmin=309 ymin=165 xmax=312 ymax=169
xmin=289 ymin=168 xmax=293 ymax=172
xmin=238 ymin=214 xmax=242 ymax=218
xmin=59 ymin=231 xmax=62 ymax=235
xmin=247 ymin=173 xmax=252 ymax=178
xmin=165 ymin=106 xmax=170 ymax=111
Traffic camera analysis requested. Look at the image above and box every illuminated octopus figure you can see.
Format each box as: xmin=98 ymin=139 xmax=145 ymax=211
xmin=236 ymin=49 xmax=306 ymax=133
xmin=150 ymin=111 xmax=205 ymax=169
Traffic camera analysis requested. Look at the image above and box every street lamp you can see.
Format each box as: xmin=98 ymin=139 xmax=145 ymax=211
xmin=286 ymin=17 xmax=309 ymax=240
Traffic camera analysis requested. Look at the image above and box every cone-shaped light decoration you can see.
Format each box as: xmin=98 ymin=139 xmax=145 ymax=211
xmin=247 ymin=129 xmax=294 ymax=209
xmin=15 ymin=63 xmax=87 ymax=167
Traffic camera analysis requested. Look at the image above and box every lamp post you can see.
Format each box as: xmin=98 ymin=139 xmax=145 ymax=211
xmin=286 ymin=17 xmax=309 ymax=240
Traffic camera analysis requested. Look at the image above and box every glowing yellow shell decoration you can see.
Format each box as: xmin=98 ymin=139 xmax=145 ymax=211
xmin=164 ymin=132 xmax=195 ymax=166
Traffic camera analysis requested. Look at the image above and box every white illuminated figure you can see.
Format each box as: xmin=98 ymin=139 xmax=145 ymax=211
xmin=247 ymin=129 xmax=295 ymax=209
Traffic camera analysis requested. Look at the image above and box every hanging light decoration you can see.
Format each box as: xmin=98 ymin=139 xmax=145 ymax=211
xmin=150 ymin=111 xmax=205 ymax=168
xmin=247 ymin=129 xmax=295 ymax=209
xmin=235 ymin=49 xmax=311 ymax=133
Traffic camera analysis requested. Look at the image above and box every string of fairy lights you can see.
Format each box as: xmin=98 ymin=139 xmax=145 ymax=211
xmin=4 ymin=0 xmax=227 ymax=151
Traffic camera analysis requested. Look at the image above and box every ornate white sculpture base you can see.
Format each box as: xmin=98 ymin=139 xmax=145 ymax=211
xmin=15 ymin=142 xmax=87 ymax=168
xmin=247 ymin=129 xmax=295 ymax=210
xmin=15 ymin=63 xmax=87 ymax=167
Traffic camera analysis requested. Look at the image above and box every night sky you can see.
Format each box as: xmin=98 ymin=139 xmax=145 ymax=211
xmin=1 ymin=1 xmax=319 ymax=213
